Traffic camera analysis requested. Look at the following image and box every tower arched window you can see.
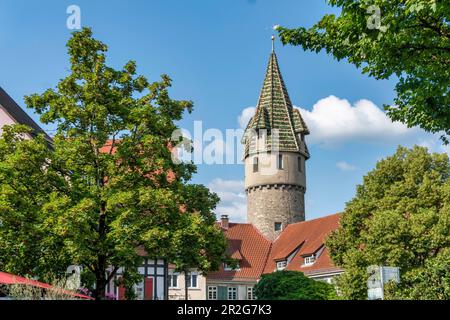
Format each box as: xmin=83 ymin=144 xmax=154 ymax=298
xmin=277 ymin=154 xmax=284 ymax=170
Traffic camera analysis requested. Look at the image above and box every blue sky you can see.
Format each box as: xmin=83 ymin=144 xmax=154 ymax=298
xmin=1 ymin=0 xmax=447 ymax=221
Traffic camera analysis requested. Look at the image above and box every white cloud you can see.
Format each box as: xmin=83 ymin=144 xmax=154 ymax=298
xmin=417 ymin=137 xmax=450 ymax=155
xmin=236 ymin=95 xmax=449 ymax=158
xmin=336 ymin=161 xmax=357 ymax=171
xmin=208 ymin=178 xmax=247 ymax=222
xmin=295 ymin=95 xmax=417 ymax=146
xmin=238 ymin=107 xmax=256 ymax=129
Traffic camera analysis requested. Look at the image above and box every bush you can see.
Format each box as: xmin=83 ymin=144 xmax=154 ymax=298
xmin=254 ymin=271 xmax=336 ymax=300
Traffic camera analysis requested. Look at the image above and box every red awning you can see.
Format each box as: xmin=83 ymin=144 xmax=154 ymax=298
xmin=0 ymin=271 xmax=93 ymax=300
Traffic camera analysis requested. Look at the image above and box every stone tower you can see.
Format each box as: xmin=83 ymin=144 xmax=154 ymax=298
xmin=242 ymin=39 xmax=310 ymax=241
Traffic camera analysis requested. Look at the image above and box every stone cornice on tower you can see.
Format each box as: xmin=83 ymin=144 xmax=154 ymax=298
xmin=242 ymin=48 xmax=310 ymax=159
xmin=246 ymin=184 xmax=306 ymax=193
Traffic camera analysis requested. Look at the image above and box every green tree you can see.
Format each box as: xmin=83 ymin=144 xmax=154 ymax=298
xmin=170 ymin=186 xmax=228 ymax=300
xmin=254 ymin=271 xmax=337 ymax=300
xmin=384 ymin=247 xmax=450 ymax=300
xmin=326 ymin=146 xmax=450 ymax=299
xmin=0 ymin=125 xmax=71 ymax=279
xmin=277 ymin=0 xmax=450 ymax=143
xmin=0 ymin=28 xmax=226 ymax=300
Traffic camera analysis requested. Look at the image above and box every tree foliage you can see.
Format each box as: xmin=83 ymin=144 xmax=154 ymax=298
xmin=254 ymin=271 xmax=337 ymax=300
xmin=277 ymin=0 xmax=450 ymax=143
xmin=326 ymin=146 xmax=450 ymax=299
xmin=0 ymin=28 xmax=227 ymax=299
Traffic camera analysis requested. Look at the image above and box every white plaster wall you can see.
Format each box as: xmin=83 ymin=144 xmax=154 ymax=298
xmin=244 ymin=151 xmax=306 ymax=189
xmin=238 ymin=285 xmax=247 ymax=300
xmin=0 ymin=106 xmax=17 ymax=136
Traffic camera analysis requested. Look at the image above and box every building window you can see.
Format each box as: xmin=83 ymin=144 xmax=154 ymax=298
xmin=257 ymin=129 xmax=267 ymax=148
xmin=168 ymin=273 xmax=178 ymax=288
xmin=187 ymin=273 xmax=198 ymax=288
xmin=253 ymin=157 xmax=259 ymax=172
xmin=274 ymin=222 xmax=282 ymax=232
xmin=208 ymin=286 xmax=218 ymax=300
xmin=303 ymin=255 xmax=315 ymax=266
xmin=227 ymin=287 xmax=237 ymax=300
xmin=247 ymin=287 xmax=255 ymax=300
xmin=298 ymin=156 xmax=302 ymax=172
xmin=276 ymin=260 xmax=287 ymax=271
xmin=277 ymin=154 xmax=283 ymax=170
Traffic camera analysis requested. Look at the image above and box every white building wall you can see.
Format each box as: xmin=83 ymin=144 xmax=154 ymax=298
xmin=168 ymin=270 xmax=207 ymax=300
xmin=205 ymin=280 xmax=257 ymax=300
xmin=0 ymin=106 xmax=17 ymax=136
xmin=238 ymin=285 xmax=247 ymax=300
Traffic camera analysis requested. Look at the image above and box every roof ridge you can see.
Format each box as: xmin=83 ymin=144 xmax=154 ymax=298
xmin=262 ymin=242 xmax=273 ymax=274
xmin=248 ymin=222 xmax=273 ymax=243
xmin=228 ymin=222 xmax=252 ymax=226
xmin=287 ymin=212 xmax=342 ymax=227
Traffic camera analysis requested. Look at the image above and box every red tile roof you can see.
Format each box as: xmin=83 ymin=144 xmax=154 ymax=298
xmin=263 ymin=213 xmax=341 ymax=275
xmin=209 ymin=213 xmax=342 ymax=282
xmin=208 ymin=223 xmax=272 ymax=281
xmin=99 ymin=139 xmax=118 ymax=154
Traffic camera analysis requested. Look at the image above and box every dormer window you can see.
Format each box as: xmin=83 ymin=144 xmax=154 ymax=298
xmin=276 ymin=260 xmax=287 ymax=271
xmin=303 ymin=255 xmax=315 ymax=266
xmin=224 ymin=261 xmax=240 ymax=271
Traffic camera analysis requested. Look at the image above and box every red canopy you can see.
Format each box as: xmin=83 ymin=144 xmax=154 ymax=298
xmin=0 ymin=271 xmax=93 ymax=300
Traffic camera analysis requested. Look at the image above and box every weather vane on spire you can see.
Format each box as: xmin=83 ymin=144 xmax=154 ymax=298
xmin=271 ymin=35 xmax=275 ymax=52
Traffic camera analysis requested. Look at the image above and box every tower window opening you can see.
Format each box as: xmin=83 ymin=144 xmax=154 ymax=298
xmin=277 ymin=154 xmax=283 ymax=170
xmin=274 ymin=222 xmax=282 ymax=231
xmin=257 ymin=129 xmax=266 ymax=150
xmin=298 ymin=157 xmax=302 ymax=172
xmin=253 ymin=157 xmax=259 ymax=173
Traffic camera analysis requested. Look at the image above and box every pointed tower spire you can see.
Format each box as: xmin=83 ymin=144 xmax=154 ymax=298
xmin=242 ymin=37 xmax=310 ymax=159
xmin=243 ymin=37 xmax=310 ymax=240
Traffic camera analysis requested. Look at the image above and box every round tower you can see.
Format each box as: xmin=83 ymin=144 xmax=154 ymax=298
xmin=242 ymin=38 xmax=310 ymax=241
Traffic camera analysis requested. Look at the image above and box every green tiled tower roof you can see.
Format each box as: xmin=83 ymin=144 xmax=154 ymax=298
xmin=242 ymin=44 xmax=310 ymax=159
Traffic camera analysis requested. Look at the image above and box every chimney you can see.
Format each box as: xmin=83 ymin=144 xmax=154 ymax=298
xmin=221 ymin=215 xmax=229 ymax=230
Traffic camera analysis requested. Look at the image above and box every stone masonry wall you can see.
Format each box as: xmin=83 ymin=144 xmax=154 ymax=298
xmin=246 ymin=184 xmax=305 ymax=241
